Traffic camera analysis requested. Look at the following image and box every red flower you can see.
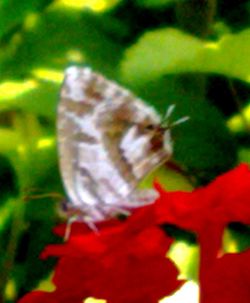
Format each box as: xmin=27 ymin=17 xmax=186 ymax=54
xmin=154 ymin=164 xmax=250 ymax=229
xmin=151 ymin=164 xmax=250 ymax=302
xmin=19 ymin=214 xmax=183 ymax=303
xmin=150 ymin=164 xmax=250 ymax=263
xmin=19 ymin=164 xmax=250 ymax=303
xmin=200 ymin=249 xmax=250 ymax=303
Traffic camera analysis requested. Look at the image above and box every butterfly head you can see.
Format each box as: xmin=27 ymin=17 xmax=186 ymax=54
xmin=143 ymin=123 xmax=173 ymax=156
xmin=138 ymin=104 xmax=189 ymax=157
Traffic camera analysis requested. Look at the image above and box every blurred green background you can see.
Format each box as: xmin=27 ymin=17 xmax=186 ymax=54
xmin=0 ymin=0 xmax=249 ymax=302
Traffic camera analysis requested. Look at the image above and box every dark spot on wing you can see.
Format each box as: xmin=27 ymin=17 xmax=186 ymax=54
xmin=61 ymin=99 xmax=93 ymax=115
xmin=85 ymin=84 xmax=103 ymax=101
xmin=74 ymin=132 xmax=98 ymax=144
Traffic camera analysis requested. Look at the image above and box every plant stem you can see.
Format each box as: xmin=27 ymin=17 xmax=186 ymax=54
xmin=0 ymin=198 xmax=25 ymax=303
xmin=176 ymin=0 xmax=217 ymax=38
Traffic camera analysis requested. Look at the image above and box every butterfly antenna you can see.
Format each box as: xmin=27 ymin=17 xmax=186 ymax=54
xmin=161 ymin=104 xmax=176 ymax=128
xmin=162 ymin=104 xmax=190 ymax=128
xmin=169 ymin=116 xmax=190 ymax=127
xmin=164 ymin=104 xmax=176 ymax=120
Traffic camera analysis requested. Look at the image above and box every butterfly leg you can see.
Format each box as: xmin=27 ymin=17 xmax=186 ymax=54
xmin=64 ymin=216 xmax=77 ymax=241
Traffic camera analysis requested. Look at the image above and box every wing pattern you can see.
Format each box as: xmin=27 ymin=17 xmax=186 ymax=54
xmin=57 ymin=66 xmax=172 ymax=221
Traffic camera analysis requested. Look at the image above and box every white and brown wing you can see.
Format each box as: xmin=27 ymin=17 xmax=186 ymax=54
xmin=57 ymin=66 xmax=172 ymax=221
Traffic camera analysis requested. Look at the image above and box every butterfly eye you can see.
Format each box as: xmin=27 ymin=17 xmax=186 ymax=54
xmin=145 ymin=124 xmax=155 ymax=131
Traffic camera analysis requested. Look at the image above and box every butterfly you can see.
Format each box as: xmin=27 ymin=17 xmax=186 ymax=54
xmin=57 ymin=66 xmax=182 ymax=226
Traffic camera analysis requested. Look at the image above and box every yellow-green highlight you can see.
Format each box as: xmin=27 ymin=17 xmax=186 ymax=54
xmin=32 ymin=68 xmax=64 ymax=83
xmin=36 ymin=137 xmax=55 ymax=150
xmin=168 ymin=241 xmax=199 ymax=280
xmin=0 ymin=80 xmax=37 ymax=100
xmin=140 ymin=166 xmax=193 ymax=192
xmin=55 ymin=0 xmax=117 ymax=11
xmin=5 ymin=279 xmax=17 ymax=301
xmin=227 ymin=103 xmax=250 ymax=133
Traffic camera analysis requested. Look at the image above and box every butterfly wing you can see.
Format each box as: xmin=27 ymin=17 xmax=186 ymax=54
xmin=57 ymin=66 xmax=172 ymax=221
xmin=57 ymin=67 xmax=107 ymax=220
xmin=94 ymin=90 xmax=172 ymax=205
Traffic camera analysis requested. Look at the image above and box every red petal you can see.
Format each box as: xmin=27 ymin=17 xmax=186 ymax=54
xmin=201 ymin=249 xmax=250 ymax=303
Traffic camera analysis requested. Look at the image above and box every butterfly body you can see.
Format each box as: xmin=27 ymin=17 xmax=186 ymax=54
xmin=57 ymin=66 xmax=173 ymax=222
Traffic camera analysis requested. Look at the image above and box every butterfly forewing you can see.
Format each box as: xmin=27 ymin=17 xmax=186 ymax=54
xmin=57 ymin=66 xmax=172 ymax=221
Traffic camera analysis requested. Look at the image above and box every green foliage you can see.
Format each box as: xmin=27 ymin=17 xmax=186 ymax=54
xmin=0 ymin=0 xmax=249 ymax=302
xmin=0 ymin=0 xmax=52 ymax=40
xmin=136 ymin=0 xmax=181 ymax=8
xmin=121 ymin=28 xmax=250 ymax=85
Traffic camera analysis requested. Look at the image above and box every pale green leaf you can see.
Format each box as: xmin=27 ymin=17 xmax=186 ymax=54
xmin=121 ymin=28 xmax=250 ymax=86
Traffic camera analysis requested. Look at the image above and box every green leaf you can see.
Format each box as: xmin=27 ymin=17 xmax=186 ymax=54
xmin=121 ymin=28 xmax=250 ymax=86
xmin=0 ymin=8 xmax=125 ymax=81
xmin=14 ymin=220 xmax=59 ymax=297
xmin=238 ymin=148 xmax=250 ymax=164
xmin=0 ymin=79 xmax=59 ymax=119
xmin=168 ymin=241 xmax=199 ymax=280
xmin=139 ymin=166 xmax=193 ymax=191
xmin=224 ymin=224 xmax=250 ymax=253
xmin=227 ymin=101 xmax=250 ymax=134
xmin=0 ymin=155 xmax=17 ymax=201
xmin=173 ymin=98 xmax=238 ymax=184
xmin=0 ymin=198 xmax=16 ymax=232
xmin=0 ymin=0 xmax=51 ymax=40
xmin=0 ymin=113 xmax=57 ymax=189
xmin=136 ymin=0 xmax=182 ymax=8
